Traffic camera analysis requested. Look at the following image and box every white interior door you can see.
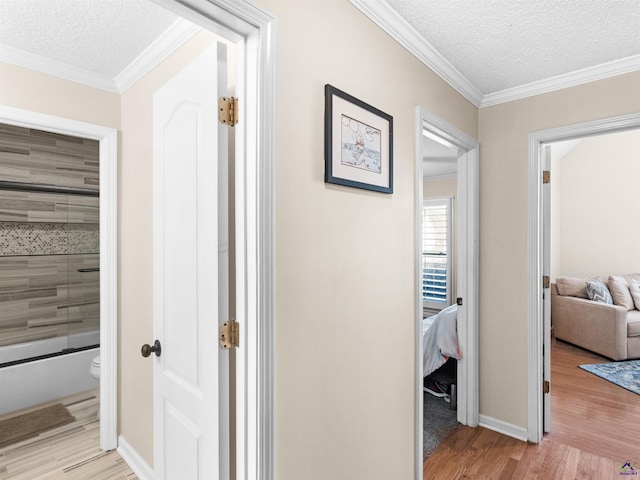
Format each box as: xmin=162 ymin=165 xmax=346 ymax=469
xmin=543 ymin=145 xmax=552 ymax=433
xmin=152 ymin=43 xmax=230 ymax=480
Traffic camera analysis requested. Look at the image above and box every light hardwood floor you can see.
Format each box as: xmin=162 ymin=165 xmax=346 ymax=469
xmin=0 ymin=390 xmax=136 ymax=480
xmin=424 ymin=339 xmax=640 ymax=479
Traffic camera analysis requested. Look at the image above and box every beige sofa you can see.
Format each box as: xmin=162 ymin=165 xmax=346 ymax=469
xmin=551 ymin=274 xmax=640 ymax=361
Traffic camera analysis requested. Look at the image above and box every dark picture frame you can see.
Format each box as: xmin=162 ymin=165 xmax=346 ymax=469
xmin=324 ymin=84 xmax=393 ymax=194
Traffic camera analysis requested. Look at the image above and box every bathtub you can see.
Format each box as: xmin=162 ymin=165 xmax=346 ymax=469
xmin=0 ymin=331 xmax=100 ymax=415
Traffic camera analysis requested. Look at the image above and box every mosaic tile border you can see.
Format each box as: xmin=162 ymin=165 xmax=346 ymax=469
xmin=0 ymin=222 xmax=99 ymax=256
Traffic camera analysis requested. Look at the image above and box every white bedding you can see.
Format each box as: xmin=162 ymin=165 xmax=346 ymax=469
xmin=423 ymin=304 xmax=462 ymax=377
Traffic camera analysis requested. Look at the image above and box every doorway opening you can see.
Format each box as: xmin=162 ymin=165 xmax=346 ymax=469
xmin=415 ymin=107 xmax=479 ymax=476
xmin=0 ymin=0 xmax=275 ymax=476
xmin=527 ymin=111 xmax=640 ymax=445
xmin=140 ymin=1 xmax=276 ymax=478
xmin=0 ymin=107 xmax=118 ymax=450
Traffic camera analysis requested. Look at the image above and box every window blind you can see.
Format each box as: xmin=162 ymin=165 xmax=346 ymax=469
xmin=422 ymin=201 xmax=450 ymax=305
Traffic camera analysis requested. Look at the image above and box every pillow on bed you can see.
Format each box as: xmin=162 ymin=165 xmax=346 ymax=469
xmin=607 ymin=275 xmax=634 ymax=310
xmin=556 ymin=276 xmax=589 ymax=298
xmin=586 ymin=279 xmax=613 ymax=304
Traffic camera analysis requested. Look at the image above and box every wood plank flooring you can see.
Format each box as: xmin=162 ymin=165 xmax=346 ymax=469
xmin=424 ymin=339 xmax=640 ymax=479
xmin=546 ymin=340 xmax=640 ymax=462
xmin=0 ymin=390 xmax=136 ymax=480
xmin=424 ymin=425 xmax=620 ymax=479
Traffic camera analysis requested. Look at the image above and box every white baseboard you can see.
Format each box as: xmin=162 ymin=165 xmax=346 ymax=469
xmin=479 ymin=414 xmax=528 ymax=442
xmin=117 ymin=435 xmax=154 ymax=480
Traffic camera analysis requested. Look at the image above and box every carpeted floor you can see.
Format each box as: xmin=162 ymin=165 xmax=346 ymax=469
xmin=423 ymin=392 xmax=459 ymax=459
xmin=579 ymin=360 xmax=640 ymax=395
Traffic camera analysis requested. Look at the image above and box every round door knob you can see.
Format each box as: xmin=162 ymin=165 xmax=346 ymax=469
xmin=141 ymin=339 xmax=161 ymax=358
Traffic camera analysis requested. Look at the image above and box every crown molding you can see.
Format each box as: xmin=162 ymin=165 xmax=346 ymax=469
xmin=0 ymin=44 xmax=119 ymax=93
xmin=349 ymin=0 xmax=483 ymax=108
xmin=481 ymin=53 xmax=640 ymax=107
xmin=115 ymin=18 xmax=201 ymax=92
xmin=0 ymin=18 xmax=200 ymax=94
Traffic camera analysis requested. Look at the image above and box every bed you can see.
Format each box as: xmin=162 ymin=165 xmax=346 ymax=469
xmin=422 ymin=304 xmax=461 ymax=406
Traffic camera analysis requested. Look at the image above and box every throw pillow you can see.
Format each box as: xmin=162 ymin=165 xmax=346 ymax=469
xmin=630 ymin=281 xmax=640 ymax=311
xmin=607 ymin=275 xmax=635 ymax=310
xmin=586 ymin=279 xmax=613 ymax=304
xmin=556 ymin=276 xmax=589 ymax=298
xmin=624 ymin=273 xmax=640 ymax=286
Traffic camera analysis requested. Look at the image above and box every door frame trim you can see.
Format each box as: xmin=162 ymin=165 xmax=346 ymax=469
xmin=415 ymin=107 xmax=479 ymax=477
xmin=152 ymin=1 xmax=277 ymax=478
xmin=0 ymin=105 xmax=118 ymax=451
xmin=526 ymin=111 xmax=640 ymax=443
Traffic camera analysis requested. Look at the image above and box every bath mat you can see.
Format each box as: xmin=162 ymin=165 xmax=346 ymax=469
xmin=579 ymin=360 xmax=640 ymax=395
xmin=0 ymin=403 xmax=74 ymax=448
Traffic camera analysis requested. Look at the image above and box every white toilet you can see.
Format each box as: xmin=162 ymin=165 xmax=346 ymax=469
xmin=89 ymin=355 xmax=101 ymax=419
xmin=89 ymin=355 xmax=101 ymax=382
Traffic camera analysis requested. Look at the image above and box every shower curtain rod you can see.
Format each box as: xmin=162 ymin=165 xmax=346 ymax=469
xmin=0 ymin=180 xmax=99 ymax=197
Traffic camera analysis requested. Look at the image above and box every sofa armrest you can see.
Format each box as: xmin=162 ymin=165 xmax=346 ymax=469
xmin=551 ymin=294 xmax=627 ymax=360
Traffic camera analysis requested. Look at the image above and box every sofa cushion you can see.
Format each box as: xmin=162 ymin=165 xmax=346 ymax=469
xmin=628 ymin=309 xmax=640 ymax=337
xmin=586 ymin=279 xmax=613 ymax=304
xmin=630 ymin=280 xmax=640 ymax=312
xmin=608 ymin=275 xmax=635 ymax=311
xmin=556 ymin=276 xmax=588 ymax=298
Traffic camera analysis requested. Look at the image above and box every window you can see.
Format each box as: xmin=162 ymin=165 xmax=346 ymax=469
xmin=422 ymin=198 xmax=453 ymax=309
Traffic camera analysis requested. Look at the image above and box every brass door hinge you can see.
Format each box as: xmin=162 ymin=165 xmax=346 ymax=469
xmin=543 ymin=276 xmax=550 ymax=289
xmin=219 ymin=320 xmax=239 ymax=349
xmin=543 ymin=380 xmax=550 ymax=394
xmin=543 ymin=170 xmax=550 ymax=184
xmin=218 ymin=97 xmax=238 ymax=126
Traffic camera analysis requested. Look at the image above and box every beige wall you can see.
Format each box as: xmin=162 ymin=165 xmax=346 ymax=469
xmin=550 ymin=129 xmax=640 ymax=279
xmin=0 ymin=62 xmax=120 ymax=129
xmin=478 ymin=70 xmax=640 ymax=429
xmin=258 ymin=1 xmax=477 ymax=478
xmin=424 ymin=176 xmax=457 ymax=198
xmin=550 ymin=150 xmax=563 ymax=281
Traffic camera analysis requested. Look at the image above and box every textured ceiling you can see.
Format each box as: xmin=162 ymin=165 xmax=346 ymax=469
xmin=422 ymin=135 xmax=458 ymax=179
xmin=0 ymin=0 xmax=178 ymax=78
xmin=385 ymin=0 xmax=640 ymax=94
xmin=0 ymin=0 xmax=638 ymax=98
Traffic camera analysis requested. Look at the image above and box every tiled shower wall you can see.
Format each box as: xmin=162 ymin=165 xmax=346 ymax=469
xmin=0 ymin=123 xmax=99 ymax=350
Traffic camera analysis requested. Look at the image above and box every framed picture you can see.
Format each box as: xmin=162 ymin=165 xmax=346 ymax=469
xmin=324 ymin=84 xmax=393 ymax=194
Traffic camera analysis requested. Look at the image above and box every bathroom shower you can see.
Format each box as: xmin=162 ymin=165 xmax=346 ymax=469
xmin=0 ymin=123 xmax=101 ymax=414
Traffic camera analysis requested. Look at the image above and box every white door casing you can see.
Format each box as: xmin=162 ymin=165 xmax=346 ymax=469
xmin=527 ymin=112 xmax=640 ymax=443
xmin=542 ymin=146 xmax=551 ymax=433
xmin=415 ymin=106 xmax=479 ymax=479
xmin=153 ymin=43 xmax=229 ymax=479
xmin=148 ymin=2 xmax=277 ymax=478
